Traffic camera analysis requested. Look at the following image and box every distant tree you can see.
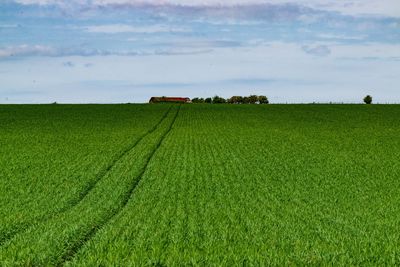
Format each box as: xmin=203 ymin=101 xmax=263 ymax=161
xmin=192 ymin=97 xmax=205 ymax=103
xmin=364 ymin=95 xmax=373 ymax=104
xmin=212 ymin=95 xmax=226 ymax=104
xmin=228 ymin=96 xmax=243 ymax=104
xmin=243 ymin=96 xmax=250 ymax=104
xmin=236 ymin=96 xmax=244 ymax=104
xmin=258 ymin=95 xmax=269 ymax=104
xmin=248 ymin=95 xmax=258 ymax=104
xmin=205 ymin=95 xmax=270 ymax=104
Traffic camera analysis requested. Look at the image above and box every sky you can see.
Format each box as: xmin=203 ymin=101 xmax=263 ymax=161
xmin=0 ymin=0 xmax=399 ymax=103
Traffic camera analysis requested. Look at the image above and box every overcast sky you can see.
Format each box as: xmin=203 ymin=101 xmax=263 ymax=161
xmin=1 ymin=0 xmax=399 ymax=103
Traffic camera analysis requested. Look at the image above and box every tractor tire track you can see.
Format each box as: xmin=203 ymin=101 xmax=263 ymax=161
xmin=0 ymin=106 xmax=173 ymax=247
xmin=58 ymin=105 xmax=181 ymax=266
xmin=58 ymin=105 xmax=174 ymax=214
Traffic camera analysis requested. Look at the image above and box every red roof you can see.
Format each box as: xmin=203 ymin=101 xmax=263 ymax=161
xmin=150 ymin=97 xmax=191 ymax=103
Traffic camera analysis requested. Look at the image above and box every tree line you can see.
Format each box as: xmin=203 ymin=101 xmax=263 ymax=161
xmin=192 ymin=95 xmax=269 ymax=104
xmin=192 ymin=95 xmax=374 ymax=104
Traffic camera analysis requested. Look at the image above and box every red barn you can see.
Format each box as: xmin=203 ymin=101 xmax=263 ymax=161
xmin=149 ymin=97 xmax=191 ymax=104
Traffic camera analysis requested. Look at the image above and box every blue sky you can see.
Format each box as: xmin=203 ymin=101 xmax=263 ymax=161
xmin=0 ymin=0 xmax=399 ymax=103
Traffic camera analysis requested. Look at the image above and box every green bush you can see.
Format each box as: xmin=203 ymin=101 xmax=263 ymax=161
xmin=192 ymin=97 xmax=205 ymax=103
xmin=194 ymin=95 xmax=269 ymax=104
xmin=212 ymin=95 xmax=226 ymax=104
xmin=364 ymin=95 xmax=373 ymax=104
xmin=258 ymin=95 xmax=269 ymax=104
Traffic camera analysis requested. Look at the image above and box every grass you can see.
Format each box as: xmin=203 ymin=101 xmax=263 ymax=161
xmin=1 ymin=104 xmax=400 ymax=265
xmin=0 ymin=104 xmax=170 ymax=245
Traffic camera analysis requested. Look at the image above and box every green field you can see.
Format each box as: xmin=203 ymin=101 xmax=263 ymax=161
xmin=1 ymin=104 xmax=400 ymax=265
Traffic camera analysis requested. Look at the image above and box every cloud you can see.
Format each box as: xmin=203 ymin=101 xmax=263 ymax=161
xmin=6 ymin=0 xmax=400 ymax=34
xmin=85 ymin=24 xmax=189 ymax=34
xmin=131 ymin=38 xmax=244 ymax=49
xmin=10 ymin=0 xmax=400 ymax=17
xmin=0 ymin=44 xmax=213 ymax=59
xmin=317 ymin=33 xmax=367 ymax=41
xmin=302 ymin=45 xmax=331 ymax=56
xmin=0 ymin=45 xmax=104 ymax=58
xmin=152 ymin=3 xmax=318 ymax=23
xmin=153 ymin=49 xmax=213 ymax=56
xmin=63 ymin=61 xmax=96 ymax=67
xmin=0 ymin=45 xmax=57 ymax=58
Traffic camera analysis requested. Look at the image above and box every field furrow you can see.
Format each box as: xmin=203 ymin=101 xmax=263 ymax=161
xmin=0 ymin=105 xmax=173 ymax=247
xmin=0 ymin=105 xmax=180 ymax=265
xmin=0 ymin=105 xmax=171 ymax=245
xmin=59 ymin=105 xmax=181 ymax=265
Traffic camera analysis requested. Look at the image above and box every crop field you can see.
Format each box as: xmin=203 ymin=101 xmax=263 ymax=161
xmin=1 ymin=104 xmax=400 ymax=265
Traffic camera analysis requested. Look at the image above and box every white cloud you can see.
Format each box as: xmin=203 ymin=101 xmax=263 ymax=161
xmin=0 ymin=45 xmax=56 ymax=58
xmin=302 ymin=45 xmax=331 ymax=56
xmin=12 ymin=0 xmax=400 ymax=17
xmin=317 ymin=33 xmax=367 ymax=41
xmin=0 ymin=44 xmax=212 ymax=58
xmin=85 ymin=24 xmax=188 ymax=34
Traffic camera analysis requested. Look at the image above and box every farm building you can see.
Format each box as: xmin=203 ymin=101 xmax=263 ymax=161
xmin=149 ymin=97 xmax=191 ymax=104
